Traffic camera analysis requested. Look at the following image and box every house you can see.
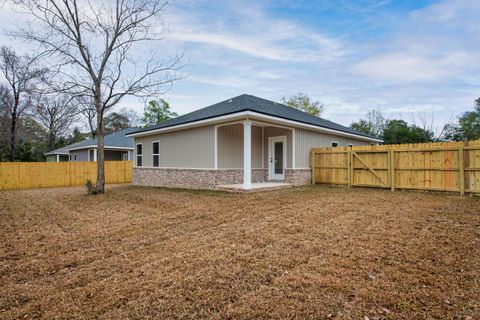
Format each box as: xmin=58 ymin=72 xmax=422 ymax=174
xmin=126 ymin=94 xmax=382 ymax=190
xmin=45 ymin=127 xmax=136 ymax=162
xmin=44 ymin=145 xmax=71 ymax=162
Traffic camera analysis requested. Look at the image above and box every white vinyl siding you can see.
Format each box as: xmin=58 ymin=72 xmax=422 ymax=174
xmin=217 ymin=124 xmax=262 ymax=169
xmin=134 ymin=125 xmax=215 ymax=168
xmin=69 ymin=149 xmax=88 ymax=161
xmin=295 ymin=128 xmax=370 ymax=168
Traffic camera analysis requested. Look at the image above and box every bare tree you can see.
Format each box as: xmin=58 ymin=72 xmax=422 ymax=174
xmin=118 ymin=107 xmax=140 ymax=128
xmin=12 ymin=0 xmax=181 ymax=192
xmin=410 ymin=111 xmax=454 ymax=141
xmin=0 ymin=85 xmax=12 ymax=160
xmin=0 ymin=47 xmax=47 ymax=161
xmin=35 ymin=93 xmax=78 ymax=150
xmin=77 ymin=96 xmax=97 ymax=138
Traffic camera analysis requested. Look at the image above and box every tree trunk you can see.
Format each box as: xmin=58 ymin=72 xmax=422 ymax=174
xmin=48 ymin=121 xmax=56 ymax=150
xmin=96 ymin=126 xmax=105 ymax=193
xmin=9 ymin=114 xmax=17 ymax=162
xmin=95 ymin=89 xmax=105 ymax=193
xmin=48 ymin=132 xmax=55 ymax=150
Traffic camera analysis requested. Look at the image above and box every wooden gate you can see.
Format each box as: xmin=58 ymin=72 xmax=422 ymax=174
xmin=311 ymin=140 xmax=480 ymax=195
xmin=351 ymin=150 xmax=390 ymax=188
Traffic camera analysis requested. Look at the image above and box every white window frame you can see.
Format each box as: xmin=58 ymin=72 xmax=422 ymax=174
xmin=152 ymin=141 xmax=160 ymax=167
xmin=136 ymin=143 xmax=143 ymax=167
xmin=73 ymin=153 xmax=77 ymax=161
xmin=88 ymin=148 xmax=94 ymax=162
xmin=331 ymin=141 xmax=339 ymax=147
xmin=347 ymin=143 xmax=354 ymax=147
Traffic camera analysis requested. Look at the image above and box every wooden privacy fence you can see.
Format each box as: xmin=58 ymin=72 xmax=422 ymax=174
xmin=311 ymin=140 xmax=480 ymax=195
xmin=0 ymin=161 xmax=132 ymax=190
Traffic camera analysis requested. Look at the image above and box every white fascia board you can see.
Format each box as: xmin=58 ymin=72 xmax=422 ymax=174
xmin=126 ymin=111 xmax=383 ymax=143
xmin=44 ymin=151 xmax=70 ymax=156
xmin=67 ymin=145 xmax=134 ymax=151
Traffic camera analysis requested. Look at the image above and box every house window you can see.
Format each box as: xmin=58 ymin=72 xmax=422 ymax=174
xmin=74 ymin=153 xmax=77 ymax=161
xmin=136 ymin=144 xmax=143 ymax=167
xmin=331 ymin=141 xmax=339 ymax=147
xmin=348 ymin=143 xmax=354 ymax=148
xmin=152 ymin=142 xmax=159 ymax=167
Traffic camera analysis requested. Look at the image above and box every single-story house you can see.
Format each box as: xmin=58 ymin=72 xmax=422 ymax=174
xmin=127 ymin=94 xmax=382 ymax=190
xmin=45 ymin=127 xmax=136 ymax=162
xmin=44 ymin=145 xmax=71 ymax=162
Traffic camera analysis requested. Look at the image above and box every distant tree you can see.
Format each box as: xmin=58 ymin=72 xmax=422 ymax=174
xmin=443 ymin=98 xmax=480 ymax=141
xmin=15 ymin=117 xmax=48 ymax=162
xmin=350 ymin=110 xmax=385 ymax=137
xmin=119 ymin=107 xmax=140 ymax=127
xmin=0 ymin=86 xmax=11 ymax=160
xmin=282 ymin=93 xmax=324 ymax=117
xmin=104 ymin=108 xmax=140 ymax=133
xmin=0 ymin=47 xmax=47 ymax=161
xmin=35 ymin=94 xmax=78 ymax=150
xmin=383 ymin=119 xmax=434 ymax=144
xmin=104 ymin=112 xmax=131 ymax=134
xmin=141 ymin=99 xmax=178 ymax=126
xmin=67 ymin=127 xmax=89 ymax=144
xmin=350 ymin=119 xmax=372 ymax=135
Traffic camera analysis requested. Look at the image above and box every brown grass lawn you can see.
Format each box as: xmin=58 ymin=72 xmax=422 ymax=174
xmin=0 ymin=185 xmax=479 ymax=319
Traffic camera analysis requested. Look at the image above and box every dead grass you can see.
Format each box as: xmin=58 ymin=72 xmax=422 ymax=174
xmin=0 ymin=185 xmax=479 ymax=319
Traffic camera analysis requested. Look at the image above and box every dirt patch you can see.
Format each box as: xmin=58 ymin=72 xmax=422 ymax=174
xmin=1 ymin=185 xmax=479 ymax=319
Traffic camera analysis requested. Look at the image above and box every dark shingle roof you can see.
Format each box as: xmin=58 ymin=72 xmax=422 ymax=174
xmin=45 ymin=127 xmax=136 ymax=155
xmin=129 ymin=94 xmax=379 ymax=140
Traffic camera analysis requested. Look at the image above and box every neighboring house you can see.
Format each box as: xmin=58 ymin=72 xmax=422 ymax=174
xmin=127 ymin=94 xmax=383 ymax=190
xmin=45 ymin=127 xmax=136 ymax=162
xmin=45 ymin=145 xmax=71 ymax=162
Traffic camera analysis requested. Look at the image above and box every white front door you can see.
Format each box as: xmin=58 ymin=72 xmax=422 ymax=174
xmin=268 ymin=136 xmax=286 ymax=180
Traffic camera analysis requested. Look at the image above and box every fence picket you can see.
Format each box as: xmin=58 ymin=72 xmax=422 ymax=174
xmin=311 ymin=141 xmax=480 ymax=195
xmin=0 ymin=161 xmax=133 ymax=190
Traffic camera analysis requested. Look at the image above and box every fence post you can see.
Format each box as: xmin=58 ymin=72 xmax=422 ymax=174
xmin=390 ymin=149 xmax=395 ymax=192
xmin=349 ymin=150 xmax=354 ymax=187
xmin=310 ymin=150 xmax=316 ymax=185
xmin=347 ymin=149 xmax=352 ymax=187
xmin=459 ymin=147 xmax=464 ymax=196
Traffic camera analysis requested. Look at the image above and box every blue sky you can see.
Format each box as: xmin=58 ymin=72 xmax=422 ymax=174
xmin=1 ymin=0 xmax=479 ymax=132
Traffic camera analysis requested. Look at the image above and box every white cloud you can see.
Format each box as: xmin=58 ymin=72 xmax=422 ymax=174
xmin=352 ymin=0 xmax=480 ymax=87
xmin=165 ymin=2 xmax=343 ymax=63
xmin=353 ymin=51 xmax=476 ymax=82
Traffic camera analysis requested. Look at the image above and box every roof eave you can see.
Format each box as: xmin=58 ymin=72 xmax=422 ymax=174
xmin=44 ymin=151 xmax=70 ymax=156
xmin=126 ymin=110 xmax=383 ymax=143
xmin=67 ymin=145 xmax=134 ymax=151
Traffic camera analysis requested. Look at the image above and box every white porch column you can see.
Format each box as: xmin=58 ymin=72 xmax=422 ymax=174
xmin=243 ymin=120 xmax=252 ymax=189
xmin=56 ymin=154 xmax=60 ymax=162
xmin=93 ymin=148 xmax=97 ymax=162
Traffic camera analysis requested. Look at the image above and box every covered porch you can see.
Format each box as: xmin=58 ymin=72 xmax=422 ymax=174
xmin=214 ymin=120 xmax=295 ymax=190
